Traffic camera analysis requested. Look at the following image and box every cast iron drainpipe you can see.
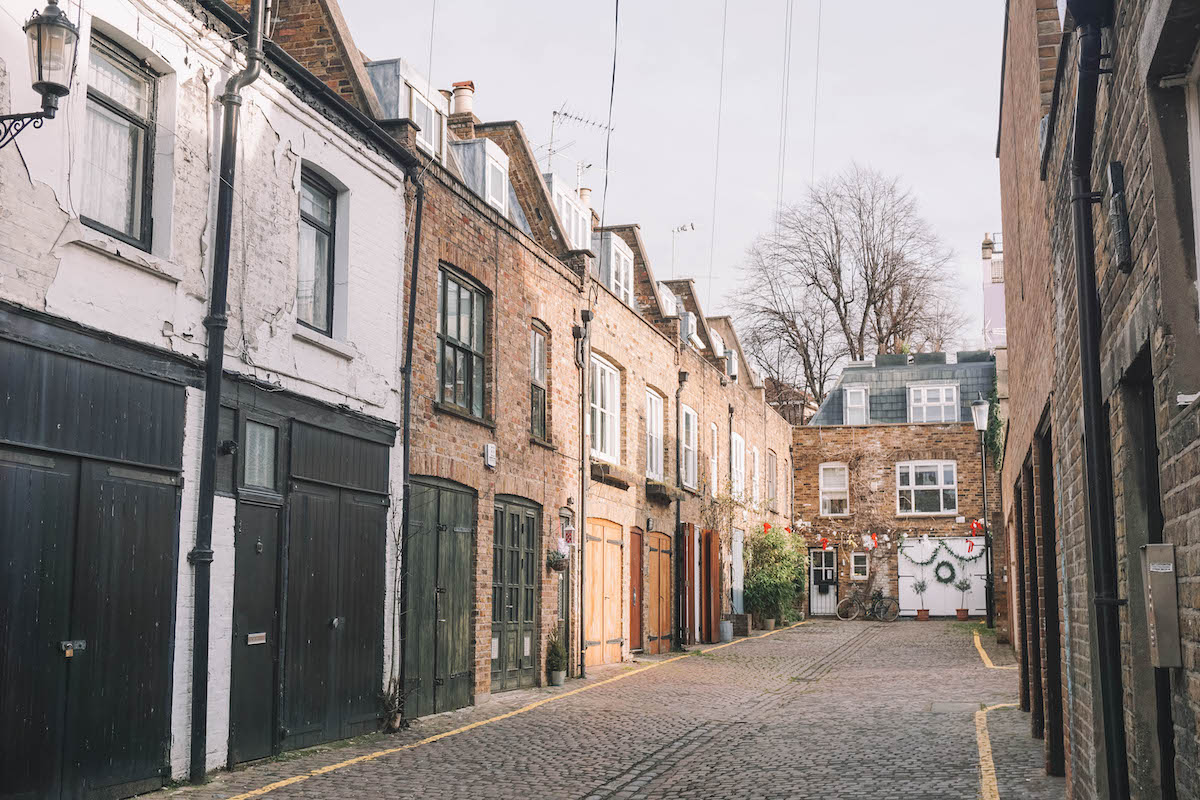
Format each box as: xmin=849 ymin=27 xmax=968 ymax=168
xmin=189 ymin=0 xmax=264 ymax=783
xmin=1070 ymin=20 xmax=1130 ymax=800
xmin=396 ymin=179 xmax=426 ymax=725
xmin=673 ymin=371 xmax=688 ymax=650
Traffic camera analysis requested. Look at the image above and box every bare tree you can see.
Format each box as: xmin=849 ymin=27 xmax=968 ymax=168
xmin=738 ymin=164 xmax=964 ymax=405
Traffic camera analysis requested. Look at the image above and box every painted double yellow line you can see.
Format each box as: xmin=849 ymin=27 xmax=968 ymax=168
xmin=976 ymin=702 xmax=1019 ymax=799
xmin=222 ymin=622 xmax=808 ymax=799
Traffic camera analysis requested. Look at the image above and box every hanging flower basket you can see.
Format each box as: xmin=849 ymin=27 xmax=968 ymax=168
xmin=546 ymin=550 xmax=568 ymax=572
xmin=933 ymin=560 xmax=957 ymax=585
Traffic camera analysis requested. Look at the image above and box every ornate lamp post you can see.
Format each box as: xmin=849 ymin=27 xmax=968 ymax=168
xmin=971 ymin=394 xmax=994 ymax=628
xmin=1 ymin=0 xmax=79 ymax=149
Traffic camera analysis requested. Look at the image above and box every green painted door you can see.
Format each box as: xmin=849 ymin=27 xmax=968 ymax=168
xmin=491 ymin=500 xmax=539 ymax=692
xmin=404 ymin=480 xmax=475 ymax=718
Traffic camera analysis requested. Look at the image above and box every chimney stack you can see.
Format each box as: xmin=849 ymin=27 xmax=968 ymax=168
xmin=981 ymin=232 xmax=994 ymax=259
xmin=451 ymin=80 xmax=475 ymax=115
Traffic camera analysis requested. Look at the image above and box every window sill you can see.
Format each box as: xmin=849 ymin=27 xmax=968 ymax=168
xmin=293 ymin=324 xmax=357 ymax=360
xmin=62 ymin=220 xmax=181 ymax=283
xmin=819 ymin=514 xmax=851 ymax=519
xmin=434 ymin=400 xmax=496 ymax=429
xmin=896 ymin=511 xmax=959 ymax=518
xmin=530 ymin=435 xmax=557 ymax=451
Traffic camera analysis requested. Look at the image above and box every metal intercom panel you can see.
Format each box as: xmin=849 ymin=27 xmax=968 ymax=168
xmin=1140 ymin=543 xmax=1183 ymax=668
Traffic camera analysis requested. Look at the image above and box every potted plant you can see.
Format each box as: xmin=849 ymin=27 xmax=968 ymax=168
xmin=546 ymin=542 xmax=568 ymax=572
xmin=546 ymin=630 xmax=567 ymax=686
xmin=743 ymin=526 xmax=799 ymax=631
xmin=913 ymin=579 xmax=929 ymax=621
xmin=954 ymin=577 xmax=972 ymax=621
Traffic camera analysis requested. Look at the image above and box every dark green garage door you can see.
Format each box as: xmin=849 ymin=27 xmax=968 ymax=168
xmin=404 ymin=479 xmax=474 ymax=718
xmin=492 ymin=498 xmax=539 ymax=692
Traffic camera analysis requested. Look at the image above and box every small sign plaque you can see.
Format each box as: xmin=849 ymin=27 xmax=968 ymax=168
xmin=1149 ymin=562 xmax=1174 ymax=573
xmin=247 ymin=632 xmax=267 ymax=646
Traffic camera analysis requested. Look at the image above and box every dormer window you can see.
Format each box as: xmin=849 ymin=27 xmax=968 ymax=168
xmin=594 ymin=232 xmax=634 ymax=305
xmin=843 ymin=385 xmax=868 ymax=425
xmin=908 ymin=384 xmax=958 ymax=423
xmin=411 ymin=91 xmax=443 ymax=157
xmin=486 ymin=157 xmax=507 ymax=214
xmin=709 ymin=330 xmax=725 ymax=358
xmin=555 ymin=188 xmax=590 ymax=249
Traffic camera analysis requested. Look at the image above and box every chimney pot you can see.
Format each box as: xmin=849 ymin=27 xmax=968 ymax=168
xmin=578 ymin=187 xmax=592 ymax=208
xmin=451 ymin=80 xmax=475 ymax=115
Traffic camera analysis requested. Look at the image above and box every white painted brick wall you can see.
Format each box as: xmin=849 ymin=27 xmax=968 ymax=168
xmin=0 ymin=0 xmax=409 ymax=781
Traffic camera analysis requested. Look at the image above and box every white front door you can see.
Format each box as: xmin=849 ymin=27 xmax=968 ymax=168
xmin=809 ymin=548 xmax=838 ymax=616
xmin=731 ymin=529 xmax=745 ymax=614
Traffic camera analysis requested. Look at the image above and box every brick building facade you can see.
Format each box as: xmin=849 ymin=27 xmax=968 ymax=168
xmin=793 ymin=354 xmax=1004 ymax=624
xmin=998 ymin=1 xmax=1200 ymax=797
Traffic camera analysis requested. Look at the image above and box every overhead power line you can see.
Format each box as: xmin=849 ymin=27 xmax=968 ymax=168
xmin=599 ymin=1 xmax=620 ymax=229
xmin=705 ymin=0 xmax=730 ymax=310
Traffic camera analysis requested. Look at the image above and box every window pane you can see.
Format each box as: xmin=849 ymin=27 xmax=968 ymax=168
xmin=459 ymin=285 xmax=472 ymax=344
xmin=90 ymin=47 xmax=151 ymax=117
xmin=531 ymin=385 xmax=545 ymax=438
xmin=898 ymin=466 xmax=910 ymax=486
xmin=445 ymin=281 xmax=459 ymax=340
xmin=914 ymin=488 xmax=941 ymax=513
xmin=926 ymin=388 xmax=940 ymax=403
xmin=244 ymin=421 xmax=277 ymax=490
xmin=297 ymin=221 xmax=330 ymax=330
xmin=899 ymin=491 xmax=912 ymax=512
xmin=454 ymin=350 xmax=466 ymax=407
xmin=300 ymin=180 xmax=333 ymax=226
xmin=944 ymin=464 xmax=955 ymax=485
xmin=473 ymin=355 xmax=484 ymax=416
xmin=943 ymin=489 xmax=957 ymax=510
xmin=828 ymin=496 xmax=847 ymax=515
xmin=83 ymin=99 xmax=143 ymax=235
xmin=475 ymin=297 xmax=486 ymax=352
xmin=442 ymin=344 xmax=455 ymax=401
xmin=915 ymin=466 xmax=938 ymax=486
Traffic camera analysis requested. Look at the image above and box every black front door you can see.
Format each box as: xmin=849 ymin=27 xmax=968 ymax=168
xmin=0 ymin=449 xmax=179 ymax=800
xmin=230 ymin=501 xmax=281 ymax=764
xmin=492 ymin=499 xmax=538 ymax=692
xmin=405 ymin=480 xmax=475 ymax=718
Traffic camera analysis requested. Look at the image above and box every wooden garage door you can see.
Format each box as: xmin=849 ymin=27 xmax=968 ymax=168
xmin=645 ymin=531 xmax=672 ymax=654
xmin=585 ymin=519 xmax=623 ymax=666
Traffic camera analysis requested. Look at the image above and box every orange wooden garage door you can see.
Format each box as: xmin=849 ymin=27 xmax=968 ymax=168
xmin=585 ymin=518 xmax=623 ymax=666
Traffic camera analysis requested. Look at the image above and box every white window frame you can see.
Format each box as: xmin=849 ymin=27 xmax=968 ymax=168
xmin=731 ymin=432 xmax=746 ymax=500
xmin=681 ymin=404 xmax=698 ymax=489
xmin=607 ymin=236 xmax=634 ymax=305
xmin=486 ymin=156 xmax=507 ymax=214
xmin=896 ymin=460 xmax=958 ymax=516
xmin=843 ymin=385 xmax=868 ymax=425
xmin=752 ymin=447 xmax=761 ymax=505
xmin=589 ymin=355 xmax=620 ymax=464
xmin=851 ymin=552 xmax=869 ymax=581
xmin=645 ymin=390 xmax=664 ymax=480
xmin=908 ymin=384 xmax=959 ymax=423
xmin=819 ymin=462 xmax=850 ymax=517
xmin=710 ymin=422 xmax=719 ymax=496
xmin=411 ymin=91 xmax=440 ymax=156
xmin=554 ymin=187 xmax=591 ymax=250
xmin=1185 ymin=57 xmax=1200 ymax=328
xmin=767 ymin=450 xmax=777 ymax=508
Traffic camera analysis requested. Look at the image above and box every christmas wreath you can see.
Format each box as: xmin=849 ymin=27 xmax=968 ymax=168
xmin=934 ymin=560 xmax=957 ymax=585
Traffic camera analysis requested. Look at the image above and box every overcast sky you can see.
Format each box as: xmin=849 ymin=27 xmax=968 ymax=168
xmin=342 ymin=1 xmax=1005 ymax=350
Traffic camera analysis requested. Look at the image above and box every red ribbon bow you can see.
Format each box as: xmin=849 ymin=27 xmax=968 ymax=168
xmin=763 ymin=522 xmax=771 ymax=532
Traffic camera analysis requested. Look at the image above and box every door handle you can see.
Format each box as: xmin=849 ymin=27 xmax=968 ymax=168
xmin=329 ymin=617 xmax=343 ymax=629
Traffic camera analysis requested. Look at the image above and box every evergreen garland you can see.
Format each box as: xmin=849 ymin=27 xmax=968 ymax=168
xmin=900 ymin=539 xmax=987 ymax=568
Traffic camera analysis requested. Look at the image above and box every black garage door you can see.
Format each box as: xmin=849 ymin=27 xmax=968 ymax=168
xmin=0 ymin=339 xmax=185 ymax=800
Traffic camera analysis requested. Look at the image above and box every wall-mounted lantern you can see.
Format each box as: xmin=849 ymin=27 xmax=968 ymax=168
xmin=1 ymin=0 xmax=79 ymax=149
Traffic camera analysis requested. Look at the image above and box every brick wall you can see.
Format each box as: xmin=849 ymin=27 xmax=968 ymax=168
xmin=791 ymin=422 xmax=1001 ymax=609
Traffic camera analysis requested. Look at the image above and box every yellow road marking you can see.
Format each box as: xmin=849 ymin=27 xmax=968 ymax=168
xmin=976 ymin=702 xmax=1018 ymax=799
xmin=222 ymin=621 xmax=808 ymax=799
xmin=975 ymin=631 xmax=1018 ymax=670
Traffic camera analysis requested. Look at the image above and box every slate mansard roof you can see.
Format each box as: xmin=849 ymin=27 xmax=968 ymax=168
xmin=809 ymin=351 xmax=997 ymax=426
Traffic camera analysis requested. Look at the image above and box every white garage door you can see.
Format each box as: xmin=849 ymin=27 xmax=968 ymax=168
xmin=897 ymin=537 xmax=987 ymax=616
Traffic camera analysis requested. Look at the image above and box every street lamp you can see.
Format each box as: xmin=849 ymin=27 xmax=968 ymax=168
xmin=971 ymin=394 xmax=994 ymax=629
xmin=1 ymin=0 xmax=79 ymax=149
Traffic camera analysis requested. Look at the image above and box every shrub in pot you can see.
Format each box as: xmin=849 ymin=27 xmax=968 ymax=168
xmin=913 ymin=579 xmax=930 ymax=621
xmin=744 ymin=526 xmax=799 ymax=630
xmin=954 ymin=577 xmax=972 ymax=621
xmin=546 ymin=630 xmax=567 ymax=686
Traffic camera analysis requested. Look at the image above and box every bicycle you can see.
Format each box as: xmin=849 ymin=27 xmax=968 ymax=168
xmin=836 ymin=588 xmax=900 ymax=622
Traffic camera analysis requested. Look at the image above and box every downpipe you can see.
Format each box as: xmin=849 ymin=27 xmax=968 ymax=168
xmin=189 ymin=0 xmax=264 ymax=783
xmin=673 ymin=371 xmax=688 ymax=651
xmin=1069 ymin=19 xmax=1130 ymax=800
xmin=575 ymin=308 xmax=593 ymax=677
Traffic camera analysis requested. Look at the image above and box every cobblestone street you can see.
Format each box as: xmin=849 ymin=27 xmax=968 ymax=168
xmin=156 ymin=621 xmax=1063 ymax=800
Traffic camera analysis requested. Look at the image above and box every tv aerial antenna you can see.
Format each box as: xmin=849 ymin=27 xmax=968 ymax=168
xmin=548 ymin=103 xmax=613 ymax=173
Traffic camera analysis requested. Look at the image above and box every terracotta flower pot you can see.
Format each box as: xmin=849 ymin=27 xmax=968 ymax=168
xmin=956 ymin=609 xmax=969 ymax=621
xmin=763 ymin=618 xmax=776 ymax=632
xmin=916 ymin=609 xmax=930 ymax=621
